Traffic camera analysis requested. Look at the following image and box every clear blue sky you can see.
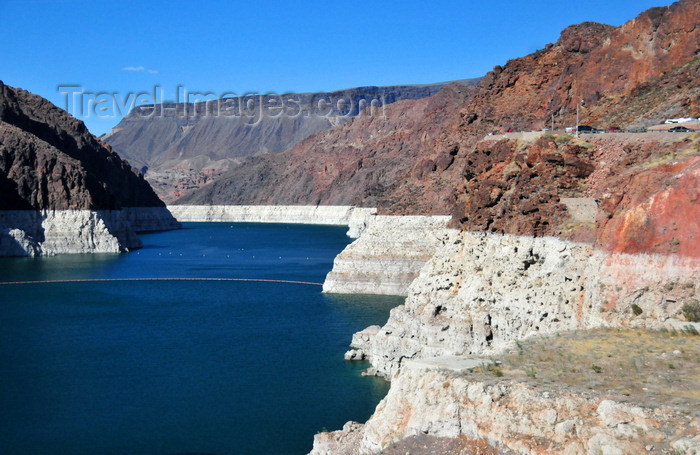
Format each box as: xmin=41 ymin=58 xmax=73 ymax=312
xmin=0 ymin=0 xmax=677 ymax=136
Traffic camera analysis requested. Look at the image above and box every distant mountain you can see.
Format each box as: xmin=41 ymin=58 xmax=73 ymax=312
xmin=103 ymin=80 xmax=480 ymax=202
xmin=176 ymin=0 xmax=699 ymax=256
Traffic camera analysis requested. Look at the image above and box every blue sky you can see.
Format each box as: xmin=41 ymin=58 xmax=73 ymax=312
xmin=0 ymin=0 xmax=677 ymax=136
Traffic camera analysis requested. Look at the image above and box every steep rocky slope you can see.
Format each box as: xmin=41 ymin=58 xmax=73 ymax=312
xmin=0 ymin=81 xmax=179 ymax=255
xmin=180 ymin=0 xmax=698 ymax=235
xmin=104 ymin=81 xmax=479 ymax=202
xmin=0 ymin=82 xmax=167 ymax=211
xmin=304 ymin=1 xmax=699 ymax=453
xmin=176 ymin=84 xmax=474 ymax=213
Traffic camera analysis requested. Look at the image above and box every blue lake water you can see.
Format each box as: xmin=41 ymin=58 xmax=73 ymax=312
xmin=0 ymin=223 xmax=401 ymax=455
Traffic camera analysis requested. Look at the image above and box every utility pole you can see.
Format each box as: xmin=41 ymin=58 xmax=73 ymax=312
xmin=551 ymin=113 xmax=554 ymax=132
xmin=576 ymin=99 xmax=584 ymax=137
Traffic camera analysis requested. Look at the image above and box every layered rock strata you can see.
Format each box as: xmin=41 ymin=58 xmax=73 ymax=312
xmin=310 ymin=364 xmax=699 ymax=455
xmin=0 ymin=207 xmax=179 ymax=256
xmin=351 ymin=230 xmax=699 ymax=378
xmin=104 ymin=81 xmax=480 ymax=202
xmin=322 ymin=215 xmax=451 ymax=296
xmin=0 ymin=81 xmax=180 ymax=256
xmin=0 ymin=210 xmax=145 ymax=256
xmin=312 ymin=230 xmax=698 ymax=454
xmin=166 ymin=205 xmax=376 ymax=236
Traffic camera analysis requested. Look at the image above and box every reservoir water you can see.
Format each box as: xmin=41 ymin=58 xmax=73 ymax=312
xmin=0 ymin=222 xmax=400 ymax=455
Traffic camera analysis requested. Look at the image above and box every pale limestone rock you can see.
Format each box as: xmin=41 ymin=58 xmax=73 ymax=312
xmin=672 ymin=437 xmax=700 ymax=455
xmin=346 ymin=367 xmax=696 ymax=455
xmin=120 ymin=206 xmax=181 ymax=232
xmin=0 ymin=227 xmax=41 ymax=256
xmin=309 ymin=421 xmax=365 ymax=455
xmin=167 ymin=205 xmax=376 ymax=236
xmin=345 ymin=325 xmax=381 ymax=360
xmin=361 ymin=231 xmax=606 ymax=377
xmin=355 ymin=231 xmax=699 ymax=378
xmin=314 ymin=227 xmax=699 ymax=454
xmin=596 ymin=400 xmax=652 ymax=430
xmin=322 ymin=215 xmax=452 ymax=296
xmin=0 ymin=207 xmax=178 ymax=256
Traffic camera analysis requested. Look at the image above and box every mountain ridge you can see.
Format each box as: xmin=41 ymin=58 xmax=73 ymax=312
xmin=103 ymin=79 xmax=481 ymax=201
xmin=0 ymin=81 xmax=166 ymax=211
xmin=176 ymin=0 xmax=699 ymax=258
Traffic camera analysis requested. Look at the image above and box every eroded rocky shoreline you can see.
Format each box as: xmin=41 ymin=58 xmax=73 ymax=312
xmin=164 ymin=205 xmax=699 ymax=454
xmin=0 ymin=207 xmax=179 ymax=256
xmin=312 ymin=222 xmax=699 ymax=454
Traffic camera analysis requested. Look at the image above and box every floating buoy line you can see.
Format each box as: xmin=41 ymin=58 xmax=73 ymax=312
xmin=0 ymin=277 xmax=323 ymax=286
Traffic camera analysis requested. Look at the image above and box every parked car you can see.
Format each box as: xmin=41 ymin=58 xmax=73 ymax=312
xmin=668 ymin=126 xmax=693 ymax=132
xmin=565 ymin=125 xmax=596 ymax=133
xmin=607 ymin=126 xmax=622 ymax=132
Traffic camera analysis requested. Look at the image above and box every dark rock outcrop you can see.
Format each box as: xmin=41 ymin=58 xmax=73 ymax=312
xmin=0 ymin=81 xmax=166 ymax=210
xmin=0 ymin=81 xmax=179 ymax=255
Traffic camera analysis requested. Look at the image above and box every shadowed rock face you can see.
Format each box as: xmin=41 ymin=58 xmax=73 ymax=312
xmin=0 ymin=81 xmax=165 ymax=211
xmin=177 ymin=0 xmax=699 ymax=258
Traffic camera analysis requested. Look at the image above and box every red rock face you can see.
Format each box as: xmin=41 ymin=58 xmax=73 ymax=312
xmin=178 ymin=0 xmax=699 ymax=258
xmin=597 ymin=155 xmax=700 ymax=257
xmin=453 ymin=137 xmax=596 ymax=236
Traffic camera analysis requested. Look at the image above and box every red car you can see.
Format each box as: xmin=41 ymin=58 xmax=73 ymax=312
xmin=607 ymin=126 xmax=622 ymax=132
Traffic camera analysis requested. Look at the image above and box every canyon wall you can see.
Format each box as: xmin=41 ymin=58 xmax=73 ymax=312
xmin=0 ymin=207 xmax=179 ymax=256
xmin=167 ymin=205 xmax=376 ymax=236
xmin=349 ymin=230 xmax=699 ymax=378
xmin=0 ymin=81 xmax=180 ymax=256
xmin=312 ymin=229 xmax=699 ymax=454
xmin=322 ymin=215 xmax=451 ymax=296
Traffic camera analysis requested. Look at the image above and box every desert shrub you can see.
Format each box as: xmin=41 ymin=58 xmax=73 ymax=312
xmin=681 ymin=325 xmax=699 ymax=336
xmin=681 ymin=300 xmax=700 ymax=322
xmin=631 ymin=304 xmax=643 ymax=316
xmin=555 ymin=134 xmax=573 ymax=144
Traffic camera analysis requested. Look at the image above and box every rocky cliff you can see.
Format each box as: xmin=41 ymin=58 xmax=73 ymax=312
xmin=312 ymin=359 xmax=699 ymax=455
xmin=313 ymin=226 xmax=699 ymax=454
xmin=178 ymin=0 xmax=699 ymax=222
xmin=167 ymin=205 xmax=376 ymax=233
xmin=104 ymin=81 xmax=480 ymax=202
xmin=0 ymin=81 xmax=179 ymax=256
xmin=306 ymin=1 xmax=699 ymax=453
xmin=349 ymin=230 xmax=698 ymax=379
xmin=323 ymin=215 xmax=451 ymax=296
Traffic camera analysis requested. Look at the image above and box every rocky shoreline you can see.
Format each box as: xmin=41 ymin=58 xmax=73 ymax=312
xmin=167 ymin=206 xmax=453 ymax=296
xmin=167 ymin=205 xmax=377 ymax=237
xmin=322 ymin=215 xmax=451 ymax=296
xmin=309 ymin=222 xmax=700 ymax=454
xmin=18 ymin=203 xmax=692 ymax=453
xmin=0 ymin=207 xmax=179 ymax=256
xmin=161 ymin=206 xmax=698 ymax=454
